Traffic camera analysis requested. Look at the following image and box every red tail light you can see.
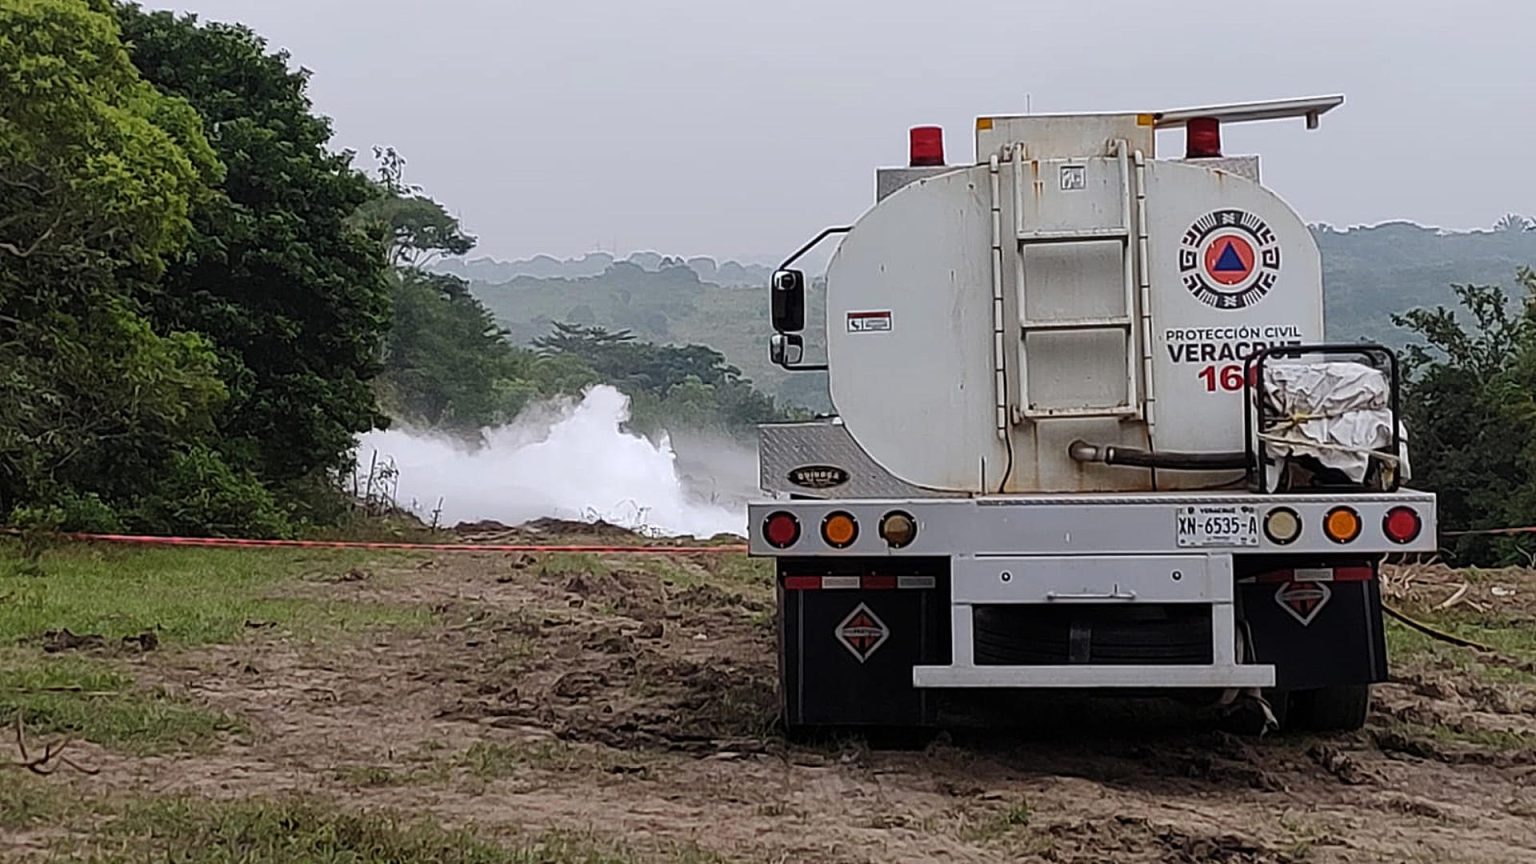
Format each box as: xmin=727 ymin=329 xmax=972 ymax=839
xmin=1383 ymin=507 xmax=1423 ymax=545
xmin=763 ymin=511 xmax=800 ymax=549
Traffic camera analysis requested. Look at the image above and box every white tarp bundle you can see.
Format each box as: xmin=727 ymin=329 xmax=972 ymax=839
xmin=1261 ymin=361 xmax=1409 ymax=489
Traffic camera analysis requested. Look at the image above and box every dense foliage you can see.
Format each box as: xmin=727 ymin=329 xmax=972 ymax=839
xmin=117 ymin=5 xmax=393 ymax=517
xmin=1395 ymin=268 xmax=1536 ymax=565
xmin=534 ymin=323 xmax=785 ymax=438
xmin=470 ymin=261 xmax=833 ymax=412
xmin=0 ymin=0 xmax=234 ymax=531
xmin=1 ymin=1 xmax=791 ymax=537
xmin=1 ymin=1 xmax=391 ymax=535
xmin=357 ymin=173 xmax=600 ymax=434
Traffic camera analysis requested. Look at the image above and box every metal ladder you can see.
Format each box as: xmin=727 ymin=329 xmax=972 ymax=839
xmin=1012 ymin=139 xmax=1144 ymax=421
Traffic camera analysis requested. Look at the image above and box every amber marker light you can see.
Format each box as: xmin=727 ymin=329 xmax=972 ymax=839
xmin=821 ymin=512 xmax=859 ymax=549
xmin=1324 ymin=507 xmax=1362 ymax=544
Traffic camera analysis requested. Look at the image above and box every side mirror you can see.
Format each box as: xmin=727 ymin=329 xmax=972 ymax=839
xmin=771 ymin=268 xmax=805 ymax=333
xmin=770 ymin=333 xmax=805 ymax=367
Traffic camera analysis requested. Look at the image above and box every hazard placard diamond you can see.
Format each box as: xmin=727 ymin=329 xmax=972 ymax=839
xmin=834 ymin=603 xmax=889 ymax=663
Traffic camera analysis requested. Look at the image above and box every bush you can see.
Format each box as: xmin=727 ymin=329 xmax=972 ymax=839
xmin=130 ymin=447 xmax=294 ymax=539
xmin=7 ymin=492 xmax=125 ymax=535
xmin=1396 ymin=269 xmax=1536 ymax=565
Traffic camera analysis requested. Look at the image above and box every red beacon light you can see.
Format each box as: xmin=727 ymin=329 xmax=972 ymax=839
xmin=1185 ymin=116 xmax=1222 ymax=159
xmin=909 ymin=125 xmax=945 ymax=167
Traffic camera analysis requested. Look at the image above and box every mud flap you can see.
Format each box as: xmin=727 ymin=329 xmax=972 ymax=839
xmin=777 ymin=559 xmax=950 ymax=727
xmin=1240 ymin=570 xmax=1388 ymax=691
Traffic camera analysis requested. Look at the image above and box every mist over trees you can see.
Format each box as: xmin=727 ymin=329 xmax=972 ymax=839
xmin=435 ymin=252 xmax=772 ymax=288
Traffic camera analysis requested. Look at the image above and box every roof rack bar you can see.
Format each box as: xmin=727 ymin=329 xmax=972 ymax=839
xmin=1152 ymin=95 xmax=1344 ymax=131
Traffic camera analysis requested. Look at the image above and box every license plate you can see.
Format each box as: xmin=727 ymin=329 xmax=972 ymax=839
xmin=1176 ymin=504 xmax=1259 ymax=548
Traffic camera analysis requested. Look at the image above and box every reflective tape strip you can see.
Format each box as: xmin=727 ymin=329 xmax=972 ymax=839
xmin=1251 ymin=566 xmax=1374 ymax=584
xmin=781 ymin=574 xmax=939 ymax=590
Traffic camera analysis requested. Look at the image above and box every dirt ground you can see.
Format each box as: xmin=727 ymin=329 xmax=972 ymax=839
xmin=7 ymin=540 xmax=1536 ymax=863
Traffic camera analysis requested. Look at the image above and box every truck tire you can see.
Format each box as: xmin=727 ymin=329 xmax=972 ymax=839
xmin=1284 ymin=684 xmax=1371 ymax=732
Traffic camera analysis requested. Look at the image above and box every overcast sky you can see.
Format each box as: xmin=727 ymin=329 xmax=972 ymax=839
xmin=146 ymin=0 xmax=1533 ymax=263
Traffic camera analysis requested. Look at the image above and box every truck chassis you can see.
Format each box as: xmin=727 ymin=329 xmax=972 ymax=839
xmin=750 ymin=490 xmax=1433 ymax=732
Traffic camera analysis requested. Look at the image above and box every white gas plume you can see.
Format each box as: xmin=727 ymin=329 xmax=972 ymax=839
xmin=355 ymin=385 xmax=750 ymax=538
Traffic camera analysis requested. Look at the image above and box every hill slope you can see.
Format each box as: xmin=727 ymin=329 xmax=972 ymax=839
xmin=471 ymin=261 xmax=828 ymax=411
xmin=467 ymin=222 xmax=1536 ymax=410
xmin=1321 ymin=220 xmax=1536 ymax=347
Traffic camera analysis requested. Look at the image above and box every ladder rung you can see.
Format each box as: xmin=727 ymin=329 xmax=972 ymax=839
xmin=1024 ymin=404 xmax=1140 ymax=420
xmin=1017 ymin=227 xmax=1129 ymax=244
xmin=1020 ymin=316 xmax=1132 ymax=333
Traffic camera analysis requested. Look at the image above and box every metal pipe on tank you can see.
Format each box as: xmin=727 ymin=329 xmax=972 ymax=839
xmin=1068 ymin=440 xmax=1247 ymax=471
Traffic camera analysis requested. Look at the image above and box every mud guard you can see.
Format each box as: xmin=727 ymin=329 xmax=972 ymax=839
xmin=777 ymin=558 xmax=950 ymax=728
xmin=1239 ymin=563 xmax=1389 ymax=690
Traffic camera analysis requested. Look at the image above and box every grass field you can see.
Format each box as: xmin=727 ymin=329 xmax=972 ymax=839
xmin=0 ymin=542 xmax=428 ymax=751
xmin=1 ymin=779 xmax=727 ymax=863
xmin=0 ymin=539 xmax=749 ymax=862
xmin=3 ymin=540 xmax=1534 ymax=863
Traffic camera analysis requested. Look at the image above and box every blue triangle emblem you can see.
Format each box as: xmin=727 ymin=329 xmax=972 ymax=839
xmin=1212 ymin=241 xmax=1246 ymax=272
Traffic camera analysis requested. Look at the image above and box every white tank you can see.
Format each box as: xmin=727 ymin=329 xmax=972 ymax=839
xmin=823 ymin=108 xmax=1326 ymax=494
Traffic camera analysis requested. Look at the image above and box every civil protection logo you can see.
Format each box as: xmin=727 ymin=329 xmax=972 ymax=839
xmin=1178 ymin=209 xmax=1281 ymax=310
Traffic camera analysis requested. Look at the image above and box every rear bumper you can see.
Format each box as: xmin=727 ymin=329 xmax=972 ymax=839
xmin=775 ymin=548 xmax=1386 ymax=724
xmin=912 ymin=664 xmax=1273 ymax=688
xmin=914 ymin=551 xmax=1272 ymax=689
xmin=748 ymin=490 xmax=1437 ymax=557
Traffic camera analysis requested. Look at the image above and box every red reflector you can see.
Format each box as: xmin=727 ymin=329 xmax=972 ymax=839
xmin=783 ymin=575 xmax=820 ymax=590
xmin=861 ymin=575 xmax=896 ymax=590
xmin=1186 ymin=116 xmax=1222 ymax=159
xmin=1334 ymin=566 xmax=1373 ymax=582
xmin=763 ymin=512 xmax=800 ymax=549
xmin=909 ymin=125 xmax=945 ymax=167
xmin=1384 ymin=507 xmax=1423 ymax=545
xmin=1252 ymin=566 xmax=1373 ymax=583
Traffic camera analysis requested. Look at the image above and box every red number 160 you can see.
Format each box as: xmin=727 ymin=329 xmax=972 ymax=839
xmin=1197 ymin=364 xmax=1247 ymax=392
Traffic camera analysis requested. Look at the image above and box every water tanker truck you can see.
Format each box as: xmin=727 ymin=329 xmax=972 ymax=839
xmin=749 ymin=96 xmax=1435 ymax=733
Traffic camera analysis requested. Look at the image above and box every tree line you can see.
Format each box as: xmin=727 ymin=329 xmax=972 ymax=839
xmin=0 ymin=0 xmax=790 ymax=539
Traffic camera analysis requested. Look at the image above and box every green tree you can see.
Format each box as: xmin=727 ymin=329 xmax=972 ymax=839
xmin=0 ymin=0 xmax=218 ymax=270
xmin=533 ymin=323 xmax=787 ymax=438
xmin=116 ymin=5 xmax=393 ymax=514
xmin=1395 ymin=269 xmax=1536 ymax=565
xmin=349 ymin=152 xmax=555 ymax=433
xmin=0 ymin=0 xmax=234 ymax=527
xmin=351 ymin=147 xmax=476 ymax=268
xmin=378 ymin=269 xmax=520 ymax=430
